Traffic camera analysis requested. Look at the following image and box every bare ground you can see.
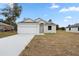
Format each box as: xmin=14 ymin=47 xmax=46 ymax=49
xmin=0 ymin=31 xmax=16 ymax=38
xmin=20 ymin=30 xmax=79 ymax=56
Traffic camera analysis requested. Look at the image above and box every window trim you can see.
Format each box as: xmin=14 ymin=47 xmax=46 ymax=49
xmin=48 ymin=26 xmax=52 ymax=30
xmin=78 ymin=27 xmax=79 ymax=31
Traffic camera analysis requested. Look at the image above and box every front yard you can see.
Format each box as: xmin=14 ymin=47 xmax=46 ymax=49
xmin=20 ymin=30 xmax=79 ymax=56
xmin=0 ymin=31 xmax=17 ymax=38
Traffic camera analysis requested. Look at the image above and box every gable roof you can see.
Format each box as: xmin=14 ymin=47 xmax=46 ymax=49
xmin=46 ymin=22 xmax=56 ymax=25
xmin=66 ymin=23 xmax=79 ymax=28
xmin=34 ymin=18 xmax=47 ymax=23
xmin=0 ymin=22 xmax=10 ymax=26
xmin=19 ymin=18 xmax=56 ymax=25
xmin=22 ymin=18 xmax=35 ymax=23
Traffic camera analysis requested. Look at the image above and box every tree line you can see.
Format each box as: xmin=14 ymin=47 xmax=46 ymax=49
xmin=56 ymin=24 xmax=65 ymax=30
xmin=0 ymin=3 xmax=22 ymax=31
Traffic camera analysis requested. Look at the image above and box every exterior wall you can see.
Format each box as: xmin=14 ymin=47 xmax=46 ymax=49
xmin=38 ymin=21 xmax=45 ymax=24
xmin=0 ymin=25 xmax=14 ymax=32
xmin=66 ymin=28 xmax=70 ymax=32
xmin=17 ymin=23 xmax=40 ymax=35
xmin=18 ymin=23 xmax=56 ymax=35
xmin=44 ymin=24 xmax=56 ymax=33
xmin=66 ymin=27 xmax=79 ymax=33
xmin=0 ymin=26 xmax=4 ymax=32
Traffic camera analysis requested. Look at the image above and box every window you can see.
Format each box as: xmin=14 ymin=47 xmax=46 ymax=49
xmin=48 ymin=26 xmax=52 ymax=30
xmin=69 ymin=27 xmax=71 ymax=30
xmin=78 ymin=27 xmax=79 ymax=31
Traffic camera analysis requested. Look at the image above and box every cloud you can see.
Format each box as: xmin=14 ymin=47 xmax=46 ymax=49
xmin=65 ymin=16 xmax=72 ymax=19
xmin=59 ymin=7 xmax=79 ymax=12
xmin=64 ymin=16 xmax=72 ymax=22
xmin=50 ymin=3 xmax=60 ymax=9
xmin=64 ymin=19 xmax=69 ymax=22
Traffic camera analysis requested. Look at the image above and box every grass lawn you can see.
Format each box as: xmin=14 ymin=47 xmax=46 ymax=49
xmin=20 ymin=30 xmax=79 ymax=56
xmin=0 ymin=31 xmax=17 ymax=38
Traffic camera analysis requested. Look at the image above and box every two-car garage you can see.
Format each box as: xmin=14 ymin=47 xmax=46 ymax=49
xmin=17 ymin=23 xmax=39 ymax=34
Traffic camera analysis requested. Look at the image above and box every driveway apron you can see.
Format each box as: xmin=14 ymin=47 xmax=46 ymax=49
xmin=0 ymin=34 xmax=34 ymax=56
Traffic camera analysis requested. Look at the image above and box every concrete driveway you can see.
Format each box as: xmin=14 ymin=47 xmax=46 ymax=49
xmin=0 ymin=34 xmax=35 ymax=56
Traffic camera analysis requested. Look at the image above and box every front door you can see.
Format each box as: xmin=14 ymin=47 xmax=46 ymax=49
xmin=40 ymin=23 xmax=44 ymax=33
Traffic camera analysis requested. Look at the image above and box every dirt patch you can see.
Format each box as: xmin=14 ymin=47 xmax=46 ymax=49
xmin=20 ymin=30 xmax=79 ymax=56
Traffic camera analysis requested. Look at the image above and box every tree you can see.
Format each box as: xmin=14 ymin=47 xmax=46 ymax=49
xmin=11 ymin=3 xmax=22 ymax=23
xmin=56 ymin=24 xmax=59 ymax=30
xmin=48 ymin=19 xmax=52 ymax=22
xmin=0 ymin=19 xmax=3 ymax=22
xmin=1 ymin=3 xmax=22 ymax=31
xmin=59 ymin=27 xmax=65 ymax=30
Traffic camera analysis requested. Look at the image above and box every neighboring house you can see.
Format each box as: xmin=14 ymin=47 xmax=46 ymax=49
xmin=18 ymin=18 xmax=56 ymax=35
xmin=66 ymin=23 xmax=79 ymax=33
xmin=0 ymin=22 xmax=14 ymax=32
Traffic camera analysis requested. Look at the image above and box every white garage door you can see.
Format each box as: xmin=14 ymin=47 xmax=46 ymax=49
xmin=18 ymin=24 xmax=38 ymax=34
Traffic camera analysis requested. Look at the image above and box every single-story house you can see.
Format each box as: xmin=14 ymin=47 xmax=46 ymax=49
xmin=66 ymin=23 xmax=79 ymax=33
xmin=0 ymin=22 xmax=14 ymax=32
xmin=18 ymin=18 xmax=56 ymax=35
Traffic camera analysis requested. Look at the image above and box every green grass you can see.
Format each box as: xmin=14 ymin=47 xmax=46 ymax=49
xmin=0 ymin=31 xmax=17 ymax=38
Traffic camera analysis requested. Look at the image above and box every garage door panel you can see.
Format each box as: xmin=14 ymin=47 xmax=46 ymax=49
xmin=21 ymin=28 xmax=36 ymax=33
xmin=18 ymin=24 xmax=38 ymax=34
xmin=19 ymin=25 xmax=37 ymax=28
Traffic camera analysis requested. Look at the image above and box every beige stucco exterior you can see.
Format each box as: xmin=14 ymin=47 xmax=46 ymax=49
xmin=44 ymin=24 xmax=56 ymax=33
xmin=18 ymin=18 xmax=56 ymax=35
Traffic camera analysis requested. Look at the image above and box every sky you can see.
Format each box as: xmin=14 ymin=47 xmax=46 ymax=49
xmin=0 ymin=3 xmax=79 ymax=27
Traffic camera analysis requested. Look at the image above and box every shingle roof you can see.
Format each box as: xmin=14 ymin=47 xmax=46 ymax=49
xmin=66 ymin=23 xmax=79 ymax=28
xmin=34 ymin=18 xmax=47 ymax=23
xmin=19 ymin=18 xmax=56 ymax=25
xmin=0 ymin=22 xmax=10 ymax=26
xmin=0 ymin=22 xmax=14 ymax=29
